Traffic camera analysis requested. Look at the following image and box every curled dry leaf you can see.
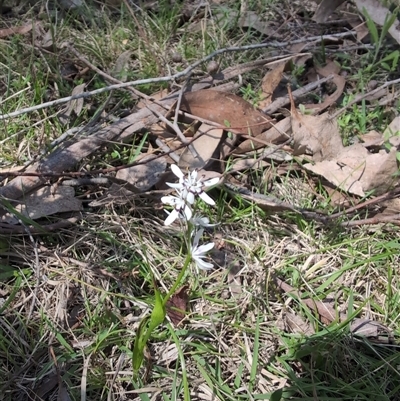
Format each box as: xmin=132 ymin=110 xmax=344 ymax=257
xmin=59 ymin=83 xmax=86 ymax=125
xmin=291 ymin=106 xmax=344 ymax=161
xmin=180 ymin=90 xmax=271 ymax=136
xmin=116 ymin=155 xmax=167 ymax=192
xmin=304 ymin=61 xmax=345 ymax=113
xmin=258 ymin=61 xmax=287 ymax=109
xmin=166 ymin=285 xmax=189 ymax=326
xmin=178 ymin=124 xmax=225 ymax=170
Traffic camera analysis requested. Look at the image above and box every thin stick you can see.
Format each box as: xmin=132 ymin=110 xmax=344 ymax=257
xmin=0 ymin=31 xmax=359 ymax=121
xmin=330 ymin=77 xmax=400 ymax=119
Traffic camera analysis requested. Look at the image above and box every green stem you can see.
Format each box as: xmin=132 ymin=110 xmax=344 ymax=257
xmin=164 ymin=250 xmax=192 ymax=304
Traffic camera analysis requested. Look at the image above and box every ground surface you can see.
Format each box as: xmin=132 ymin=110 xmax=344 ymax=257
xmin=1 ymin=0 xmax=400 ymax=400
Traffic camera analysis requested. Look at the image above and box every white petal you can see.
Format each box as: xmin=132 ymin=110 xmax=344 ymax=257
xmin=195 ymin=242 xmax=215 ymax=254
xmin=186 ymin=192 xmax=195 ymax=204
xmin=171 ymin=164 xmax=185 ymax=179
xmin=192 ymin=228 xmax=204 ymax=249
xmin=190 ymin=170 xmax=198 ymax=182
xmin=164 ymin=209 xmax=179 ymax=225
xmin=199 ymin=191 xmax=215 ymax=206
xmin=203 ymin=177 xmax=220 ymax=187
xmin=193 ymin=257 xmax=214 ymax=270
xmin=183 ymin=205 xmax=193 ymax=221
xmin=166 ymin=182 xmax=185 ymax=190
xmin=161 ymin=195 xmax=177 ymax=205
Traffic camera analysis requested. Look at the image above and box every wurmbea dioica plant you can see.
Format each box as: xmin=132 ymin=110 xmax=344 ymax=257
xmin=132 ymin=164 xmax=219 ymax=373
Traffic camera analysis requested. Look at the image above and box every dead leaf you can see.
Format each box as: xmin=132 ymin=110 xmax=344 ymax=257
xmin=380 ymin=197 xmax=400 ymax=216
xmin=32 ymin=374 xmax=59 ymax=400
xmin=116 ymin=155 xmax=167 ymax=191
xmin=282 ymin=312 xmax=315 ymax=335
xmin=40 ymin=29 xmax=55 ymax=51
xmin=239 ymin=11 xmax=276 ymax=36
xmin=230 ymin=159 xmax=270 ymax=171
xmin=180 ymin=90 xmax=271 ymax=136
xmin=291 ymin=110 xmax=344 ymax=161
xmin=236 ymin=116 xmax=291 ymax=154
xmin=166 ymin=286 xmax=189 ymax=326
xmin=275 ymin=278 xmax=337 ymax=324
xmin=275 ymin=277 xmax=337 ymax=324
xmin=350 ymin=318 xmax=393 ymax=343
xmin=112 ymin=50 xmax=132 ymax=82
xmin=324 ymin=186 xmax=354 ymax=207
xmin=304 ymin=145 xmax=398 ymax=197
xmin=304 ymin=60 xmax=345 ymax=113
xmin=178 ymin=124 xmax=224 ymax=169
xmin=258 ymin=61 xmax=287 ymax=109
xmin=384 ymin=116 xmax=400 ymax=147
xmin=313 ymin=0 xmax=346 ymax=22
xmin=0 ymin=21 xmax=42 ymax=38
xmin=354 ymin=0 xmax=400 ymax=45
xmin=0 ymin=186 xmax=82 ymax=224
xmin=57 ymin=380 xmax=72 ymax=401
xmin=359 ymin=130 xmax=384 ymax=148
xmin=59 ymin=83 xmax=86 ymax=125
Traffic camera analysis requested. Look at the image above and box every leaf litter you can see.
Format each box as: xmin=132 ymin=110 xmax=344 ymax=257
xmin=1 ymin=0 xmax=400 ymax=399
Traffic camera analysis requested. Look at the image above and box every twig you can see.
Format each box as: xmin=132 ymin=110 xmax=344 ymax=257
xmin=340 ymin=214 xmax=400 ymax=227
xmin=328 ymin=187 xmax=400 ymax=219
xmin=0 ymin=31 xmax=359 ymax=120
xmin=330 ymin=77 xmax=400 ymax=119
xmin=264 ymin=75 xmax=334 ymax=114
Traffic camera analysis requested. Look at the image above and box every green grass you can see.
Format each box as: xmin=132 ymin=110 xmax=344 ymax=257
xmin=1 ymin=0 xmax=400 ymax=400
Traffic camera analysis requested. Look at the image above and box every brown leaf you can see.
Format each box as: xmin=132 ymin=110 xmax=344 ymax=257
xmin=359 ymin=130 xmax=384 ymax=148
xmin=291 ymin=110 xmax=344 ymax=161
xmin=313 ymin=0 xmax=346 ymax=23
xmin=0 ymin=21 xmax=42 ymax=38
xmin=166 ymin=286 xmax=189 ymax=326
xmin=112 ymin=50 xmax=132 ymax=82
xmin=350 ymin=318 xmax=393 ymax=343
xmin=384 ymin=116 xmax=400 ymax=147
xmin=57 ymin=380 xmax=72 ymax=401
xmin=178 ymin=124 xmax=225 ymax=169
xmin=304 ymin=145 xmax=398 ymax=196
xmin=116 ymin=155 xmax=167 ymax=191
xmin=258 ymin=61 xmax=286 ymax=109
xmin=180 ymin=90 xmax=271 ymax=136
xmin=0 ymin=96 xmax=177 ymax=201
xmin=282 ymin=312 xmax=315 ymax=335
xmin=0 ymin=186 xmax=82 ymax=224
xmin=59 ymin=83 xmax=86 ymax=125
xmin=239 ymin=11 xmax=276 ymax=36
xmin=236 ymin=116 xmax=291 ymax=154
xmin=275 ymin=277 xmax=337 ymax=325
xmin=304 ymin=60 xmax=346 ymax=113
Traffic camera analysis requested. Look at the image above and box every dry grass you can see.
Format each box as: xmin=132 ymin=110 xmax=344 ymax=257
xmin=1 ymin=1 xmax=400 ymax=400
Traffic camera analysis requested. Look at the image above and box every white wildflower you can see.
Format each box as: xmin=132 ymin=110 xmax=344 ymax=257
xmin=191 ymin=228 xmax=215 ymax=271
xmin=161 ymin=195 xmax=192 ymax=225
xmin=166 ymin=164 xmax=219 ymax=205
xmin=190 ymin=215 xmax=218 ymax=228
